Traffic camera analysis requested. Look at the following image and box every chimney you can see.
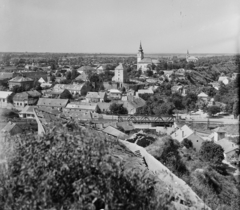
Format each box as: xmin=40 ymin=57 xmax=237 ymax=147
xmin=182 ymin=131 xmax=184 ymax=137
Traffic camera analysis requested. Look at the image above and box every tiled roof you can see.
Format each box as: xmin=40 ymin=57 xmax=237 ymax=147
xmin=9 ymin=76 xmax=33 ymax=82
xmin=53 ymin=84 xmax=85 ymax=92
xmin=124 ymin=95 xmax=146 ymax=108
xmin=1 ymin=122 xmax=20 ymax=133
xmin=86 ymin=92 xmax=106 ymax=99
xmin=213 ymin=126 xmax=226 ymax=133
xmin=102 ymin=125 xmax=128 ymax=140
xmin=13 ymin=91 xmax=41 ymax=101
xmin=115 ymin=63 xmax=126 ymax=70
xmin=66 ymin=102 xmax=98 ymax=111
xmin=19 ymin=105 xmax=36 ymax=114
xmin=216 ymin=138 xmax=239 ymax=154
xmin=37 ymin=98 xmax=69 ymax=107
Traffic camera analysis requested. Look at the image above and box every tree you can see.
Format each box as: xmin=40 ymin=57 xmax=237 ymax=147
xmin=145 ymin=70 xmax=153 ymax=77
xmin=153 ymin=102 xmax=175 ymax=116
xmin=71 ymin=69 xmax=79 ymax=80
xmin=207 ymin=105 xmax=221 ymax=117
xmin=60 ymin=89 xmax=72 ymax=99
xmin=181 ymin=138 xmax=193 ymax=149
xmin=109 ymin=103 xmax=128 ymax=115
xmin=50 ymin=75 xmax=56 ymax=83
xmin=232 ymin=100 xmax=239 ymax=119
xmin=199 ymin=141 xmax=224 ymax=164
xmin=66 ymin=71 xmax=72 ymax=80
xmin=183 ymin=92 xmax=198 ymax=112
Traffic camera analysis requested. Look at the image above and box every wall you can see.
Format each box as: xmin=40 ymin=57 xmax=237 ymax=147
xmin=0 ymin=98 xmax=8 ymax=108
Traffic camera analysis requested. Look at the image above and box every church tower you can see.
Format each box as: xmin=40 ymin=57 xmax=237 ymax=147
xmin=137 ymin=42 xmax=144 ymax=62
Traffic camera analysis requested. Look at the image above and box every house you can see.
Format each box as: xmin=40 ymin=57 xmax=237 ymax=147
xmin=65 ymin=102 xmax=99 ymax=113
xmin=216 ymin=138 xmax=239 ymax=163
xmin=75 ymin=71 xmax=89 ymax=82
xmin=33 ymin=107 xmax=68 ymax=135
xmin=37 ymin=98 xmax=69 ymax=109
xmin=55 ymin=76 xmax=67 ymax=83
xmin=77 ymin=66 xmax=95 ymax=75
xmin=171 ymin=125 xmax=205 ymax=152
xmin=102 ymin=125 xmax=128 ymax=140
xmin=136 ymin=89 xmax=154 ymax=97
xmin=97 ymin=102 xmax=112 ymax=113
xmin=171 ymin=85 xmax=183 ymax=94
xmin=103 ymin=82 xmax=119 ymax=90
xmin=1 ymin=121 xmax=22 ymax=136
xmin=163 ymin=71 xmax=174 ymax=81
xmin=218 ymin=76 xmax=230 ymax=85
xmin=85 ymin=92 xmax=107 ymax=103
xmin=0 ymin=91 xmax=12 ymax=108
xmin=12 ymin=90 xmax=41 ymax=108
xmin=96 ymin=66 xmax=104 ymax=74
xmin=52 ymin=83 xmax=91 ymax=96
xmin=197 ymin=92 xmax=209 ymax=102
xmin=117 ymin=121 xmax=135 ymax=134
xmin=112 ymin=63 xmax=128 ymax=84
xmin=19 ymin=105 xmax=36 ymax=119
xmin=122 ymin=95 xmax=146 ymax=115
xmin=208 ymin=127 xmax=226 ymax=142
xmin=209 ymin=82 xmax=220 ymax=90
xmin=8 ymin=76 xmax=34 ymax=90
xmin=108 ymin=89 xmax=122 ymax=100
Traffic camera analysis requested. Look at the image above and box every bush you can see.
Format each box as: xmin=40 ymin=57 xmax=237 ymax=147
xmin=181 ymin=138 xmax=193 ymax=149
xmin=199 ymin=141 xmax=224 ymax=164
xmin=0 ymin=124 xmax=173 ymax=210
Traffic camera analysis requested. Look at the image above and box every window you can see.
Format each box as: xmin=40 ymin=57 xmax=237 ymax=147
xmin=3 ymin=99 xmax=5 ymax=102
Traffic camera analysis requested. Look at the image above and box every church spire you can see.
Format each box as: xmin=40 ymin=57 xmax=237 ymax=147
xmin=139 ymin=41 xmax=143 ymax=51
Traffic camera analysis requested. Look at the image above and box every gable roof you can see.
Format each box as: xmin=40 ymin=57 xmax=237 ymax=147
xmin=216 ymin=138 xmax=239 ymax=154
xmin=102 ymin=125 xmax=128 ymax=140
xmin=13 ymin=91 xmax=41 ymax=101
xmin=115 ymin=63 xmax=126 ymax=70
xmin=0 ymin=91 xmax=12 ymax=99
xmin=124 ymin=95 xmax=146 ymax=108
xmin=198 ymin=92 xmax=208 ymax=97
xmin=213 ymin=126 xmax=226 ymax=133
xmin=9 ymin=76 xmax=33 ymax=82
xmin=53 ymin=84 xmax=86 ymax=93
xmin=37 ymin=98 xmax=69 ymax=107
xmin=66 ymin=102 xmax=98 ymax=111
xmin=1 ymin=122 xmax=19 ymax=133
xmin=19 ymin=105 xmax=36 ymax=114
xmin=171 ymin=125 xmax=194 ymax=142
xmin=86 ymin=92 xmax=106 ymax=99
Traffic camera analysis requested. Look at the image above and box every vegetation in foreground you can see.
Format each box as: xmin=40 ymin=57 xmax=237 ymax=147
xmin=0 ymin=122 xmax=175 ymax=210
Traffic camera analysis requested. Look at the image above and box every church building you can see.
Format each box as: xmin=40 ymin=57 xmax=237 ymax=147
xmin=137 ymin=42 xmax=160 ymax=72
xmin=186 ymin=50 xmax=198 ymax=63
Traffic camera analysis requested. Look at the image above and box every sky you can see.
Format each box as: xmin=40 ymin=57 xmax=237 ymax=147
xmin=0 ymin=0 xmax=240 ymax=54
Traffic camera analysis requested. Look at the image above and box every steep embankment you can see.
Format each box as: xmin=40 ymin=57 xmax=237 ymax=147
xmin=121 ymin=140 xmax=211 ymax=210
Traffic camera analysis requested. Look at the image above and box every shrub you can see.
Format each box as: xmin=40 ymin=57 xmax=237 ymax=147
xmin=0 ymin=124 xmax=173 ymax=210
xmin=199 ymin=141 xmax=224 ymax=164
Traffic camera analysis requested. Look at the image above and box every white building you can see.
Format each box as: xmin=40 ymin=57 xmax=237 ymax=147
xmin=186 ymin=50 xmax=198 ymax=63
xmin=112 ymin=63 xmax=128 ymax=84
xmin=137 ymin=42 xmax=158 ymax=73
xmin=0 ymin=91 xmax=12 ymax=108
